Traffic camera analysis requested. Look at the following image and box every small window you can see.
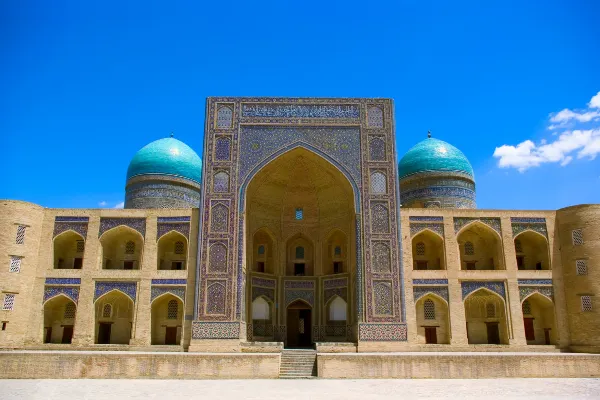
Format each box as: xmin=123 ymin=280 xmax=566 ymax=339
xmin=174 ymin=241 xmax=185 ymax=255
xmin=415 ymin=242 xmax=425 ymax=256
xmin=576 ymin=260 xmax=588 ymax=276
xmin=334 ymin=246 xmax=342 ymax=257
xmin=333 ymin=262 xmax=342 ymax=274
xmin=9 ymin=256 xmax=22 ymax=273
xmin=464 ymin=241 xmax=474 ymax=255
xmin=123 ymin=261 xmax=134 ymax=270
xmin=167 ymin=300 xmax=178 ymax=320
xmin=295 ymin=246 xmax=304 ymax=259
xmin=581 ymin=296 xmax=592 ymax=312
xmin=64 ymin=303 xmax=76 ymax=319
xmin=295 ymin=208 xmax=303 ymax=220
xmin=522 ymin=300 xmax=531 ymax=315
xmin=102 ymin=304 xmax=112 ymax=318
xmin=73 ymin=258 xmax=83 ymax=269
xmin=370 ymin=172 xmax=387 ymax=194
xmin=514 ymin=239 xmax=523 ymax=253
xmin=76 ymin=240 xmax=85 ymax=253
xmin=294 ymin=263 xmax=305 ymax=276
xmin=1 ymin=322 xmax=6 ymax=331
xmin=535 ymin=262 xmax=542 ymax=270
xmin=125 ymin=241 xmax=135 ymax=254
xmin=15 ymin=225 xmax=26 ymax=245
xmin=171 ymin=261 xmax=183 ymax=270
xmin=258 ymin=245 xmax=265 ymax=256
xmin=105 ymin=259 xmax=112 ymax=269
xmin=572 ymin=229 xmax=584 ymax=246
xmin=416 ymin=261 xmax=428 ymax=270
xmin=257 ymin=261 xmax=265 ymax=273
xmin=486 ymin=303 xmax=496 ymax=318
xmin=2 ymin=294 xmax=15 ymax=311
xmin=424 ymin=299 xmax=435 ymax=320
xmin=466 ymin=262 xmax=476 ymax=270
xmin=516 ymin=256 xmax=524 ymax=269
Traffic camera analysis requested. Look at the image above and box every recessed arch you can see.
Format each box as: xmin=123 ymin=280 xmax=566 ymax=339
xmin=151 ymin=293 xmax=183 ymax=345
xmin=463 ymin=286 xmax=507 ymax=305
xmin=464 ymin=288 xmax=509 ymax=344
xmin=521 ymin=292 xmax=557 ymax=345
xmin=99 ymin=225 xmax=144 ymax=270
xmin=157 ymin=230 xmax=188 ymax=270
xmin=43 ymin=293 xmax=79 ymax=307
xmin=457 ymin=221 xmax=504 ymax=271
xmin=415 ymin=293 xmax=450 ymax=344
xmin=53 ymin=230 xmax=86 ymax=270
xmin=43 ymin=295 xmax=77 ymax=344
xmin=151 ymin=290 xmax=185 ymax=305
xmin=514 ymin=230 xmax=551 ymax=270
xmin=94 ymin=289 xmax=134 ymax=344
xmin=412 ymin=229 xmax=445 ymax=270
xmin=323 ymin=229 xmax=348 ymax=275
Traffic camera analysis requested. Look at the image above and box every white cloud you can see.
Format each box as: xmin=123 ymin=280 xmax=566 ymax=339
xmin=494 ymin=91 xmax=600 ymax=171
xmin=114 ymin=202 xmax=124 ymax=209
xmin=98 ymin=201 xmax=107 ymax=207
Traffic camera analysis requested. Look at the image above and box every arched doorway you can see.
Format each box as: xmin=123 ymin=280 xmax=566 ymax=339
xmin=457 ymin=222 xmax=504 ymax=270
xmin=464 ymin=289 xmax=509 ymax=344
xmin=522 ymin=293 xmax=557 ymax=345
xmin=287 ymin=300 xmax=312 ymax=347
xmin=43 ymin=295 xmax=77 ymax=344
xmin=412 ymin=230 xmax=445 ymax=270
xmin=157 ymin=231 xmax=188 ymax=270
xmin=99 ymin=226 xmax=144 ymax=270
xmin=151 ymin=294 xmax=184 ymax=345
xmin=94 ymin=290 xmax=134 ymax=344
xmin=415 ymin=294 xmax=450 ymax=344
xmin=514 ymin=231 xmax=550 ymax=270
xmin=53 ymin=231 xmax=85 ymax=269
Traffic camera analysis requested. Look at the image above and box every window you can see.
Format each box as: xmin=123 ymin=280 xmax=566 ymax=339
xmin=258 ymin=245 xmax=265 ymax=256
xmin=174 ymin=241 xmax=185 ymax=255
xmin=464 ymin=241 xmax=474 ymax=255
xmin=516 ymin=256 xmax=524 ymax=269
xmin=522 ymin=300 xmax=531 ymax=315
xmin=424 ymin=299 xmax=435 ymax=320
xmin=514 ymin=239 xmax=523 ymax=253
xmin=535 ymin=262 xmax=542 ymax=270
xmin=581 ymin=296 xmax=592 ymax=312
xmin=15 ymin=225 xmax=26 ymax=245
xmin=572 ymin=229 xmax=584 ymax=246
xmin=295 ymin=246 xmax=304 ymax=259
xmin=125 ymin=241 xmax=135 ymax=254
xmin=167 ymin=300 xmax=178 ymax=320
xmin=64 ymin=303 xmax=76 ymax=319
xmin=294 ymin=263 xmax=305 ymax=276
xmin=333 ymin=261 xmax=342 ymax=274
xmin=123 ymin=261 xmax=134 ymax=270
xmin=334 ymin=246 xmax=342 ymax=257
xmin=416 ymin=261 xmax=428 ymax=270
xmin=466 ymin=262 xmax=476 ymax=270
xmin=73 ymin=258 xmax=83 ymax=269
xmin=1 ymin=322 xmax=6 ymax=331
xmin=171 ymin=261 xmax=183 ymax=270
xmin=257 ymin=261 xmax=265 ymax=273
xmin=102 ymin=304 xmax=112 ymax=318
xmin=3 ymin=294 xmax=15 ymax=311
xmin=415 ymin=242 xmax=425 ymax=256
xmin=486 ymin=303 xmax=496 ymax=318
xmin=76 ymin=240 xmax=85 ymax=253
xmin=9 ymin=256 xmax=21 ymax=273
xmin=576 ymin=260 xmax=588 ymax=276
xmin=370 ymin=172 xmax=386 ymax=194
xmin=295 ymin=208 xmax=303 ymax=220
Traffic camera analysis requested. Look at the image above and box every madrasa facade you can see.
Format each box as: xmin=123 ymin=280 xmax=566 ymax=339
xmin=1 ymin=97 xmax=599 ymax=360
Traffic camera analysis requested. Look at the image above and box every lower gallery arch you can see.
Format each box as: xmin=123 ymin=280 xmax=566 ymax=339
xmin=286 ymin=299 xmax=312 ymax=347
xmin=94 ymin=290 xmax=134 ymax=344
xmin=415 ymin=294 xmax=450 ymax=344
xmin=323 ymin=295 xmax=348 ymax=340
xmin=151 ymin=294 xmax=184 ymax=345
xmin=43 ymin=295 xmax=77 ymax=344
xmin=522 ymin=293 xmax=557 ymax=345
xmin=464 ymin=289 xmax=509 ymax=344
xmin=251 ymin=296 xmax=274 ymax=340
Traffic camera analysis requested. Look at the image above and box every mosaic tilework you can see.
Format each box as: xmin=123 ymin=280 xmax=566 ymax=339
xmin=519 ymin=286 xmax=554 ymax=302
xmin=355 ymin=215 xmax=364 ymax=322
xmin=241 ymin=104 xmax=360 ymax=119
xmin=511 ymin=219 xmax=548 ymax=239
xmin=413 ymin=279 xmax=448 ymax=285
xmin=369 ymin=136 xmax=386 ymax=161
xmin=55 ymin=216 xmax=89 ymax=222
xmin=371 ymin=242 xmax=391 ymax=273
xmin=151 ymin=286 xmax=185 ymax=302
xmin=409 ymin=216 xmax=444 ymax=222
xmin=151 ymin=279 xmax=187 ymax=285
xmin=359 ymin=323 xmax=407 ymax=341
xmin=43 ymin=286 xmax=79 ymax=304
xmin=99 ymin=218 xmax=146 ymax=238
xmin=94 ymin=281 xmax=137 ymax=302
xmin=373 ymin=281 xmax=393 ymax=315
xmin=252 ymin=286 xmax=275 ymax=302
xmin=285 ymin=290 xmax=315 ymax=307
xmin=367 ymin=106 xmax=384 ymax=128
xmin=454 ymin=217 xmax=501 ymax=235
xmin=157 ymin=222 xmax=190 ymax=240
xmin=45 ymin=278 xmax=81 ymax=285
xmin=206 ymin=282 xmax=226 ymax=314
xmin=252 ymin=277 xmax=276 ymax=288
xmin=511 ymin=217 xmax=546 ymax=223
xmin=216 ymin=106 xmax=233 ymax=129
xmin=192 ymin=321 xmax=240 ymax=339
xmin=461 ymin=281 xmax=506 ymax=300
xmin=371 ymin=202 xmax=390 ymax=233
xmin=125 ymin=181 xmax=201 ymax=209
xmin=518 ymin=279 xmax=552 ymax=285
xmin=158 ymin=216 xmax=191 ymax=223
xmin=410 ymin=222 xmax=444 ymax=238
xmin=210 ymin=203 xmax=229 ymax=233
xmin=414 ymin=286 xmax=449 ymax=303
xmin=213 ymin=171 xmax=230 ymax=193
xmin=215 ymin=137 xmax=232 ymax=160
xmin=323 ymin=278 xmax=347 ymax=289
xmin=401 ymin=186 xmax=476 ymax=203
xmin=208 ymin=242 xmax=228 ymax=273
xmin=284 ymin=280 xmax=315 ymax=289
xmin=324 ymin=287 xmax=347 ymax=304
xmin=53 ymin=217 xmax=89 ymax=239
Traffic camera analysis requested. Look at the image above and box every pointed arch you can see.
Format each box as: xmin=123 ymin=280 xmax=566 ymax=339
xmin=98 ymin=224 xmax=145 ymax=242
xmin=521 ymin=290 xmax=554 ymax=305
xmin=463 ymin=287 xmax=507 ymax=305
xmin=514 ymin=229 xmax=549 ymax=243
xmin=286 ymin=298 xmax=312 ymax=309
xmin=457 ymin=221 xmax=504 ymax=271
xmin=157 ymin=230 xmax=188 ymax=271
xmin=53 ymin=229 xmax=85 ymax=243
xmin=415 ymin=291 xmax=450 ymax=307
xmin=456 ymin=220 xmax=502 ymax=242
xmin=151 ymin=290 xmax=185 ymax=305
xmin=43 ymin=293 xmax=79 ymax=308
xmin=94 ymin=288 xmax=135 ymax=305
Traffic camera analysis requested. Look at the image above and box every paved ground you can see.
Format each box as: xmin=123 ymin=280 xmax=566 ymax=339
xmin=2 ymin=378 xmax=600 ymax=399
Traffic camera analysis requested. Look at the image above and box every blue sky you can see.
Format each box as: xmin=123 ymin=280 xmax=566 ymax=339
xmin=1 ymin=1 xmax=599 ymax=210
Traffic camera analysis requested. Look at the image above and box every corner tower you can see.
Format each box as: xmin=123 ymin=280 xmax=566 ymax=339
xmin=124 ymin=136 xmax=202 ymax=209
xmin=398 ymin=132 xmax=475 ymax=208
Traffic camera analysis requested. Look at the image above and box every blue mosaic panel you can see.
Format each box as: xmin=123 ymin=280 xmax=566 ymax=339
xmin=151 ymin=286 xmax=185 ymax=302
xmin=215 ymin=137 xmax=232 ymax=160
xmin=157 ymin=216 xmax=191 ymax=223
xmin=94 ymin=281 xmax=137 ymax=302
xmin=519 ymin=286 xmax=554 ymax=302
xmin=373 ymin=281 xmax=393 ymax=315
xmin=206 ymin=282 xmax=227 ymax=314
xmin=410 ymin=222 xmax=444 ymax=238
xmin=285 ymin=289 xmax=314 ymax=307
xmin=43 ymin=286 xmax=79 ymax=304
xmin=252 ymin=277 xmax=276 ymax=288
xmin=284 ymin=280 xmax=315 ymax=289
xmin=192 ymin=321 xmax=240 ymax=339
xmin=55 ymin=216 xmax=89 ymax=222
xmin=324 ymin=287 xmax=347 ymax=304
xmin=151 ymin=279 xmax=187 ymax=285
xmin=45 ymin=278 xmax=81 ymax=285
xmin=323 ymin=278 xmax=348 ymax=289
xmin=367 ymin=106 xmax=384 ymax=128
xmin=461 ymin=281 xmax=506 ymax=300
xmin=511 ymin=217 xmax=546 ymax=223
xmin=99 ymin=218 xmax=146 ymax=238
xmin=53 ymin=221 xmax=88 ymax=239
xmin=157 ymin=222 xmax=190 ymax=240
xmin=409 ymin=216 xmax=444 ymax=222
xmin=512 ymin=221 xmax=548 ymax=239
xmin=241 ymin=104 xmax=360 ymax=119
xmin=518 ymin=279 xmax=552 ymax=286
xmin=358 ymin=323 xmax=407 ymax=341
xmin=401 ymin=186 xmax=476 ymax=203
xmin=454 ymin=217 xmax=501 ymax=235
xmin=369 ymin=137 xmax=386 ymax=161
xmin=413 ymin=279 xmax=448 ymax=285
xmin=413 ymin=286 xmax=449 ymax=303
xmin=252 ymin=286 xmax=275 ymax=302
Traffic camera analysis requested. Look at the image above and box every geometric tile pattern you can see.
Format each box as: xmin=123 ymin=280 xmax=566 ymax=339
xmin=252 ymin=286 xmax=275 ymax=303
xmin=410 ymin=222 xmax=444 ymax=238
xmin=99 ymin=218 xmax=146 ymax=238
xmin=324 ymin=287 xmax=348 ymax=304
xmin=241 ymin=103 xmax=360 ymax=119
xmin=413 ymin=279 xmax=448 ymax=285
xmin=413 ymin=286 xmax=449 ymax=303
xmin=519 ymin=286 xmax=554 ymax=302
xmin=151 ymin=279 xmax=187 ymax=285
xmin=94 ymin=281 xmax=137 ymax=302
xmin=45 ymin=278 xmax=81 ymax=285
xmin=157 ymin=221 xmax=190 ymax=240
xmin=454 ymin=217 xmax=501 ymax=236
xmin=53 ymin=220 xmax=89 ymax=239
xmin=461 ymin=281 xmax=506 ymax=300
xmin=43 ymin=286 xmax=80 ymax=304
xmin=285 ymin=289 xmax=314 ymax=307
xmin=511 ymin=217 xmax=548 ymax=239
xmin=191 ymin=321 xmax=240 ymax=339
xmin=358 ymin=323 xmax=407 ymax=341
xmin=151 ymin=286 xmax=185 ymax=303
xmin=518 ymin=279 xmax=552 ymax=286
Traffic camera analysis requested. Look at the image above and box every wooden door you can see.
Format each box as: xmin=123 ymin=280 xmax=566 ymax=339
xmin=165 ymin=327 xmax=177 ymax=345
xmin=486 ymin=322 xmax=500 ymax=344
xmin=425 ymin=327 xmax=437 ymax=344
xmin=523 ymin=318 xmax=535 ymax=341
xmin=98 ymin=323 xmax=111 ymax=344
xmin=61 ymin=326 xmax=74 ymax=344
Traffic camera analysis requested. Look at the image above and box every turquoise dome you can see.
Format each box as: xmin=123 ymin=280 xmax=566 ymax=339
xmin=398 ymin=137 xmax=474 ymax=180
xmin=126 ymin=138 xmax=202 ymax=183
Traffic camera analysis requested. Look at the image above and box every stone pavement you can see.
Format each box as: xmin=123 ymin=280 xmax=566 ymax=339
xmin=2 ymin=378 xmax=600 ymax=399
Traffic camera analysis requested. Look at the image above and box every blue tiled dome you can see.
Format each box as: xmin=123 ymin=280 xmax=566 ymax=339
xmin=398 ymin=137 xmax=474 ymax=180
xmin=126 ymin=138 xmax=202 ymax=183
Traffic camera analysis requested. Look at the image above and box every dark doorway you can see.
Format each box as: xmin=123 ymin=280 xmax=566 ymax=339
xmin=294 ymin=263 xmax=305 ymax=276
xmin=61 ymin=325 xmax=74 ymax=344
xmin=424 ymin=326 xmax=437 ymax=344
xmin=524 ymin=318 xmax=535 ymax=341
xmin=486 ymin=322 xmax=500 ymax=344
xmin=165 ymin=327 xmax=178 ymax=345
xmin=286 ymin=301 xmax=312 ymax=348
xmin=98 ymin=322 xmax=112 ymax=344
xmin=44 ymin=327 xmax=52 ymax=343
xmin=544 ymin=328 xmax=551 ymax=345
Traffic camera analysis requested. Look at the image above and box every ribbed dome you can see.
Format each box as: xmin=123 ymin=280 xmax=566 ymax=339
xmin=126 ymin=137 xmax=202 ymax=183
xmin=398 ymin=137 xmax=474 ymax=180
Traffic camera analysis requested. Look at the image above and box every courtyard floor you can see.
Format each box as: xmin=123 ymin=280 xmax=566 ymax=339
xmin=2 ymin=378 xmax=599 ymax=399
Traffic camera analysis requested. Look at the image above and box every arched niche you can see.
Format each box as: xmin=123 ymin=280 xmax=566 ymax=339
xmin=412 ymin=230 xmax=445 ymax=270
xmin=157 ymin=231 xmax=187 ymax=270
xmin=286 ymin=234 xmax=314 ymax=277
xmin=514 ymin=231 xmax=550 ymax=270
xmin=53 ymin=231 xmax=85 ymax=270
xmin=43 ymin=295 xmax=77 ymax=344
xmin=323 ymin=229 xmax=347 ymax=275
xmin=251 ymin=296 xmax=274 ymax=340
xmin=151 ymin=294 xmax=183 ymax=345
xmin=464 ymin=289 xmax=509 ymax=344
xmin=457 ymin=222 xmax=504 ymax=270
xmin=252 ymin=228 xmax=275 ymax=274
xmin=94 ymin=290 xmax=134 ymax=344
xmin=99 ymin=226 xmax=144 ymax=270
xmin=522 ymin=293 xmax=557 ymax=345
xmin=415 ymin=294 xmax=449 ymax=344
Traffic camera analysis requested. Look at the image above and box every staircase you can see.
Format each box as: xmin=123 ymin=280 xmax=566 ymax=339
xmin=279 ymin=349 xmax=317 ymax=379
